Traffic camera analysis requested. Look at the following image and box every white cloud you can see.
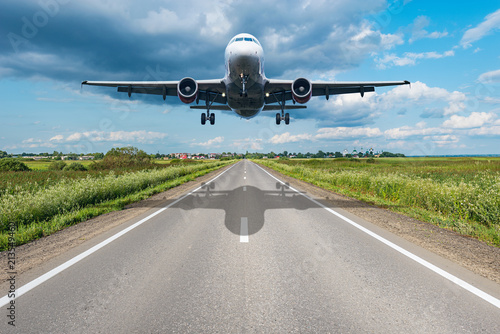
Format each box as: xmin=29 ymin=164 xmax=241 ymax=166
xmin=375 ymin=50 xmax=454 ymax=69
xmin=191 ymin=136 xmax=224 ymax=147
xmin=231 ymin=138 xmax=263 ymax=151
xmin=422 ymin=135 xmax=459 ymax=147
xmin=477 ymin=69 xmax=500 ymax=83
xmin=315 ymin=127 xmax=382 ymax=139
xmin=380 ymin=81 xmax=466 ymax=116
xmin=384 ymin=125 xmax=449 ymax=140
xmin=50 ymin=135 xmax=64 ymax=142
xmin=461 ymin=9 xmax=500 ymax=48
xmin=269 ymin=132 xmax=313 ymax=144
xmin=442 ymin=112 xmax=496 ymax=129
xmin=409 ymin=16 xmax=448 ymax=43
xmin=468 ymin=126 xmax=500 ymax=136
xmin=135 ymin=8 xmax=183 ymax=34
xmin=63 ymin=130 xmax=167 ymax=143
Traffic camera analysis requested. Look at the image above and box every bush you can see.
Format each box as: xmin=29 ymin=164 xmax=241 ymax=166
xmin=367 ymin=158 xmax=376 ymax=164
xmin=0 ymin=159 xmax=30 ymax=172
xmin=48 ymin=161 xmax=67 ymax=171
xmin=90 ymin=146 xmax=152 ymax=170
xmin=63 ymin=162 xmax=87 ymax=171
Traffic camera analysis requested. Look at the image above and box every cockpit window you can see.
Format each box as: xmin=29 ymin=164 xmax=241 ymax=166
xmin=229 ymin=36 xmax=261 ymax=46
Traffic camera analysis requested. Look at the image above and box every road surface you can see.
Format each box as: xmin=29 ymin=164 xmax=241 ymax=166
xmin=2 ymin=160 xmax=499 ymax=333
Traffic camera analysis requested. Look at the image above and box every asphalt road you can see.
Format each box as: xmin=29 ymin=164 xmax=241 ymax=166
xmin=2 ymin=160 xmax=500 ymax=333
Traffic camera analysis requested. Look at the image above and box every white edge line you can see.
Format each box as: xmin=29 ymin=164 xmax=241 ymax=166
xmin=253 ymin=162 xmax=500 ymax=309
xmin=0 ymin=161 xmax=240 ymax=308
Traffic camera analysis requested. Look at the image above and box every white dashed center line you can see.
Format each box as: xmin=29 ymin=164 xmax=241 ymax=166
xmin=240 ymin=217 xmax=249 ymax=243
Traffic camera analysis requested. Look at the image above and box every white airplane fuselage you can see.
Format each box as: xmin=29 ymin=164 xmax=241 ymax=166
xmin=223 ymin=33 xmax=266 ymax=118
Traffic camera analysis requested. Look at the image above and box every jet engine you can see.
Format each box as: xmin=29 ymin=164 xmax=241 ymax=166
xmin=177 ymin=77 xmax=198 ymax=104
xmin=291 ymin=78 xmax=312 ymax=104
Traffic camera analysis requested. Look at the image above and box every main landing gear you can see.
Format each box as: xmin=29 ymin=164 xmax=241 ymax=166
xmin=201 ymin=112 xmax=215 ymax=125
xmin=276 ymin=112 xmax=290 ymax=125
xmin=201 ymin=92 xmax=220 ymax=125
xmin=272 ymin=91 xmax=290 ymax=125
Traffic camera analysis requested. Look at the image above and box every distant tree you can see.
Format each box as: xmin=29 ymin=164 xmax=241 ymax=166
xmin=315 ymin=150 xmax=326 ymax=158
xmin=0 ymin=150 xmax=9 ymax=159
xmin=48 ymin=161 xmax=67 ymax=171
xmin=380 ymin=151 xmax=406 ymax=158
xmin=93 ymin=152 xmax=104 ymax=160
xmin=63 ymin=162 xmax=87 ymax=171
xmin=0 ymin=159 xmax=30 ymax=171
xmin=334 ymin=151 xmax=343 ymax=158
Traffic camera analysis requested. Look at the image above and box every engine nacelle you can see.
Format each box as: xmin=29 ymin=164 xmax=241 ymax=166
xmin=177 ymin=77 xmax=198 ymax=104
xmin=292 ymin=78 xmax=312 ymax=104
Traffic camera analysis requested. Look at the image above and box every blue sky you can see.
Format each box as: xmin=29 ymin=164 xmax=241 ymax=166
xmin=1 ymin=0 xmax=499 ymax=155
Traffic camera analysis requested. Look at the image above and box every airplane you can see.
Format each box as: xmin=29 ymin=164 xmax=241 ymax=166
xmin=82 ymin=33 xmax=410 ymax=125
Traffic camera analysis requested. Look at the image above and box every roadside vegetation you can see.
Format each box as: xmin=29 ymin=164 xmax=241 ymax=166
xmin=256 ymin=157 xmax=500 ymax=247
xmin=0 ymin=147 xmax=234 ymax=250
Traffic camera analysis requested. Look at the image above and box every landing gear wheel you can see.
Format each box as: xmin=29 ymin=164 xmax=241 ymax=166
xmin=285 ymin=113 xmax=290 ymax=125
xmin=276 ymin=113 xmax=281 ymax=125
xmin=201 ymin=113 xmax=206 ymax=125
xmin=210 ymin=113 xmax=215 ymax=125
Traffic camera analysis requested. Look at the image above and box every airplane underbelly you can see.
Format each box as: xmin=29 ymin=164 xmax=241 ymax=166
xmin=226 ymin=82 xmax=264 ymax=118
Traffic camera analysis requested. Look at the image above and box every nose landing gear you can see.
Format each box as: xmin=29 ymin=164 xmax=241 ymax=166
xmin=240 ymin=74 xmax=249 ymax=97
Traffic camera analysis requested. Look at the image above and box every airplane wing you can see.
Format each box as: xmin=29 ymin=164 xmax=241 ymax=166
xmin=81 ymin=79 xmax=227 ymax=104
xmin=264 ymin=79 xmax=410 ymax=103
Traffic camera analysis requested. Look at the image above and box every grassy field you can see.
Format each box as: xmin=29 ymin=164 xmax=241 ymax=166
xmin=0 ymin=160 xmax=234 ymax=250
xmin=256 ymin=157 xmax=500 ymax=247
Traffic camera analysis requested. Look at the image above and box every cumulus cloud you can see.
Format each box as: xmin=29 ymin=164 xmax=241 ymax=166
xmin=375 ymin=50 xmax=454 ymax=69
xmin=62 ymin=130 xmax=168 ymax=143
xmin=231 ymin=138 xmax=263 ymax=151
xmin=460 ymin=9 xmax=500 ymax=48
xmin=315 ymin=127 xmax=382 ymax=139
xmin=468 ymin=126 xmax=500 ymax=136
xmin=269 ymin=132 xmax=313 ymax=144
xmin=477 ymin=69 xmax=500 ymax=83
xmin=442 ymin=112 xmax=496 ymax=129
xmin=409 ymin=16 xmax=448 ymax=43
xmin=191 ymin=136 xmax=224 ymax=147
xmin=379 ymin=81 xmax=466 ymax=116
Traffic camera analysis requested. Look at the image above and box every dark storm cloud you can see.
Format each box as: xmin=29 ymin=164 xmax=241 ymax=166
xmin=1 ymin=0 xmax=400 ymax=121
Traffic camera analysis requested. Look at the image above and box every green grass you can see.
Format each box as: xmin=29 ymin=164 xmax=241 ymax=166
xmin=0 ymin=160 xmax=234 ymax=250
xmin=23 ymin=160 xmax=95 ymax=170
xmin=256 ymin=158 xmax=500 ymax=247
